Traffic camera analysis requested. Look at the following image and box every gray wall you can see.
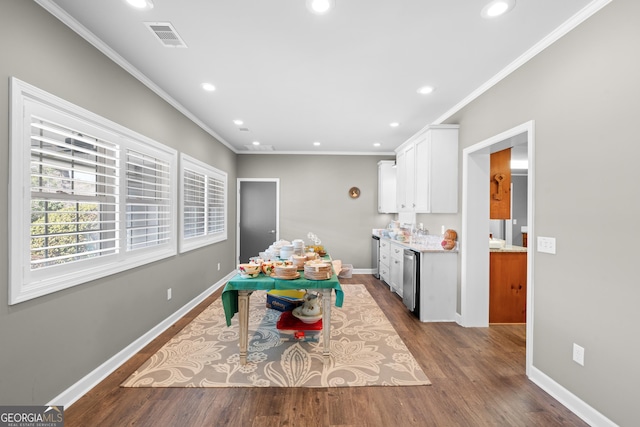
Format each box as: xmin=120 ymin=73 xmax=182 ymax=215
xmin=444 ymin=1 xmax=639 ymax=424
xmin=237 ymin=154 xmax=395 ymax=269
xmin=0 ymin=0 xmax=237 ymax=404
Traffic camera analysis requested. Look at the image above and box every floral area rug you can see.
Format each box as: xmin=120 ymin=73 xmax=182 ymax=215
xmin=121 ymin=284 xmax=430 ymax=387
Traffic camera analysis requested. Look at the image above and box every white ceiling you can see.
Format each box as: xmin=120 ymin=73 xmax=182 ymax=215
xmin=39 ymin=0 xmax=595 ymax=154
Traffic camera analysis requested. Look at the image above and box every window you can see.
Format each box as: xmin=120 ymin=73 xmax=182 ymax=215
xmin=9 ymin=78 xmax=177 ymax=304
xmin=179 ymin=154 xmax=227 ymax=253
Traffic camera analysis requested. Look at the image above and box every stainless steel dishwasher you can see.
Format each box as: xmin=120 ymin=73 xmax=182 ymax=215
xmin=402 ymin=249 xmax=420 ymax=316
xmin=371 ymin=235 xmax=380 ymax=278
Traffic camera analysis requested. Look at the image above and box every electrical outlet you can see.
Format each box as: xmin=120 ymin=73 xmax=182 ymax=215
xmin=573 ymin=343 xmax=584 ymax=366
xmin=537 ymin=236 xmax=556 ymax=254
xmin=217 ymin=262 xmax=221 ymax=271
xmin=167 ymin=288 xmax=172 ymax=300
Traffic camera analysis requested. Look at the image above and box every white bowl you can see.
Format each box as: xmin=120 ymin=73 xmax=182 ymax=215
xmin=292 ymin=307 xmax=323 ymax=324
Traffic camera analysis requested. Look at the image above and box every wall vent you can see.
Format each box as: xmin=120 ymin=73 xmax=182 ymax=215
xmin=144 ymin=22 xmax=187 ymax=48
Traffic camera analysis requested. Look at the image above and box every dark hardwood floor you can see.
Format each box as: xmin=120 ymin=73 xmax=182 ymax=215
xmin=65 ymin=275 xmax=588 ymax=427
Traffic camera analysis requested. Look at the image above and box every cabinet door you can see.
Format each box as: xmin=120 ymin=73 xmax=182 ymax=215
xmin=389 ymin=243 xmax=404 ymax=295
xmin=415 ymin=127 xmax=458 ymax=213
xmin=414 ymin=135 xmax=430 ymax=212
xmin=396 ymin=144 xmax=415 ymax=212
xmin=489 ymin=252 xmax=527 ymax=323
xmin=404 ymin=145 xmax=415 ymax=211
xmin=490 ymin=148 xmax=511 ymax=219
xmin=378 ymin=161 xmax=397 ymax=213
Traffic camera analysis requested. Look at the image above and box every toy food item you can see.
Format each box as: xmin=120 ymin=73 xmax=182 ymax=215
xmin=441 ymin=239 xmax=456 ymax=250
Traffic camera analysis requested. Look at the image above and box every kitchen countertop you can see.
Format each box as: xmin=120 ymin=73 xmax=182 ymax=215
xmin=490 ymin=245 xmax=528 ymax=253
xmin=376 ymin=235 xmax=459 ymax=253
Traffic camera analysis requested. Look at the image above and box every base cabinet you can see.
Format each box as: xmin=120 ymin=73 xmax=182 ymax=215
xmin=419 ymin=252 xmax=457 ymax=322
xmin=489 ymin=252 xmax=527 ymax=323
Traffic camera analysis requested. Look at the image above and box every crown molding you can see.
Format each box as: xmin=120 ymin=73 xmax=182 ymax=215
xmin=34 ymin=0 xmax=237 ymax=153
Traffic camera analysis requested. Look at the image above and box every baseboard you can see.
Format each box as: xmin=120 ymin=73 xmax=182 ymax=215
xmin=529 ymin=365 xmax=618 ymax=427
xmin=47 ymin=272 xmax=235 ymax=408
xmin=352 ymin=268 xmax=373 ymax=275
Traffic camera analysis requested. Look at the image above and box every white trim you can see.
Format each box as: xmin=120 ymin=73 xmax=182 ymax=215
xmin=236 ymin=151 xmax=397 ymax=156
xmin=178 ymin=153 xmax=228 ymax=253
xmin=47 ymin=271 xmax=235 ymax=408
xmin=459 ymin=120 xmax=535 ymax=376
xmin=34 ymin=0 xmax=236 ymax=154
xmin=9 ymin=77 xmax=178 ymax=305
xmin=529 ymin=366 xmax=619 ymax=427
xmin=431 ymin=0 xmax=612 ymax=126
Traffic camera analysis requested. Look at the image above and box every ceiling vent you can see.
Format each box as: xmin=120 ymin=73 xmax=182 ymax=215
xmin=239 ymin=127 xmax=250 ymax=132
xmin=244 ymin=144 xmax=275 ymax=152
xmin=144 ymin=22 xmax=187 ymax=48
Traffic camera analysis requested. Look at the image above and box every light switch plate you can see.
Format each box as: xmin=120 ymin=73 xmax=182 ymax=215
xmin=537 ymin=236 xmax=556 ymax=254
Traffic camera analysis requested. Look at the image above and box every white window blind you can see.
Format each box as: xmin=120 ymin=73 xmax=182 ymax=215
xmin=30 ymin=116 xmax=119 ymax=269
xmin=183 ymin=169 xmax=206 ymax=238
xmin=126 ymin=149 xmax=172 ymax=250
xmin=179 ymin=154 xmax=227 ymax=253
xmin=9 ymin=78 xmax=177 ymax=305
xmin=208 ymin=175 xmax=225 ymax=234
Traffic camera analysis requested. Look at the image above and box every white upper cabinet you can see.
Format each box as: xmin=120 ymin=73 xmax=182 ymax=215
xmin=377 ymin=160 xmax=397 ymax=213
xmin=396 ymin=144 xmax=415 ymax=211
xmin=395 ymin=125 xmax=459 ymax=213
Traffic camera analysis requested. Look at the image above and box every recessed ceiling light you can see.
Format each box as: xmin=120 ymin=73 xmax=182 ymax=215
xmin=201 ymin=82 xmax=216 ymax=92
xmin=252 ymin=141 xmax=260 ymax=146
xmin=481 ymin=0 xmax=515 ymax=18
xmin=373 ymin=142 xmax=381 ymax=147
xmin=306 ymin=0 xmax=335 ymax=15
xmin=417 ymin=86 xmax=434 ymax=95
xmin=233 ymin=119 xmax=244 ymax=125
xmin=390 ymin=122 xmax=400 ymax=128
xmin=125 ymin=0 xmax=154 ymax=9
xmin=313 ymin=141 xmax=321 ymax=146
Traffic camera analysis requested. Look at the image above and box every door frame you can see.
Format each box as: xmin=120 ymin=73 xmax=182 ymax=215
xmin=236 ymin=178 xmax=280 ymax=264
xmin=460 ymin=120 xmax=535 ymax=376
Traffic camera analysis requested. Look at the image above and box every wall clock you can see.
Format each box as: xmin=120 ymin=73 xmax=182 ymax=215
xmin=349 ymin=187 xmax=361 ymax=199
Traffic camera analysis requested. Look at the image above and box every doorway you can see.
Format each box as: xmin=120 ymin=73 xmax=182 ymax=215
xmin=237 ymin=179 xmax=279 ymax=263
xmin=460 ymin=120 xmax=534 ymax=376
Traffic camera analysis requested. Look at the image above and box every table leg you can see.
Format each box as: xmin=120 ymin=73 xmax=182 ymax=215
xmin=238 ymin=290 xmax=250 ymax=365
xmin=321 ymin=288 xmax=331 ymax=363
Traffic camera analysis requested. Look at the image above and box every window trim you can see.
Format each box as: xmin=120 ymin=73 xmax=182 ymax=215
xmin=9 ymin=77 xmax=178 ymax=305
xmin=179 ymin=153 xmax=228 ymax=253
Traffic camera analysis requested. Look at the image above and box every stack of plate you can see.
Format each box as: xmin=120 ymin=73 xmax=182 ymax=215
xmin=304 ymin=262 xmax=332 ymax=280
xmin=291 ymin=255 xmax=307 ymax=270
xmin=272 ymin=265 xmax=300 ymax=280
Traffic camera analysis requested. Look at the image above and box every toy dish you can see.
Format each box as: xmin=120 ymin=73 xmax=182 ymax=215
xmin=292 ymin=306 xmax=323 ymax=324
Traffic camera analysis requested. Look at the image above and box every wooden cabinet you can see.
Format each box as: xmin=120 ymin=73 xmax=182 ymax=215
xmin=377 ymin=160 xmax=397 ymax=213
xmin=489 ymin=251 xmax=527 ymax=323
xmin=389 ymin=242 xmax=404 ymax=296
xmin=395 ymin=125 xmax=459 ymax=213
xmin=490 ymin=148 xmax=511 ymax=219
